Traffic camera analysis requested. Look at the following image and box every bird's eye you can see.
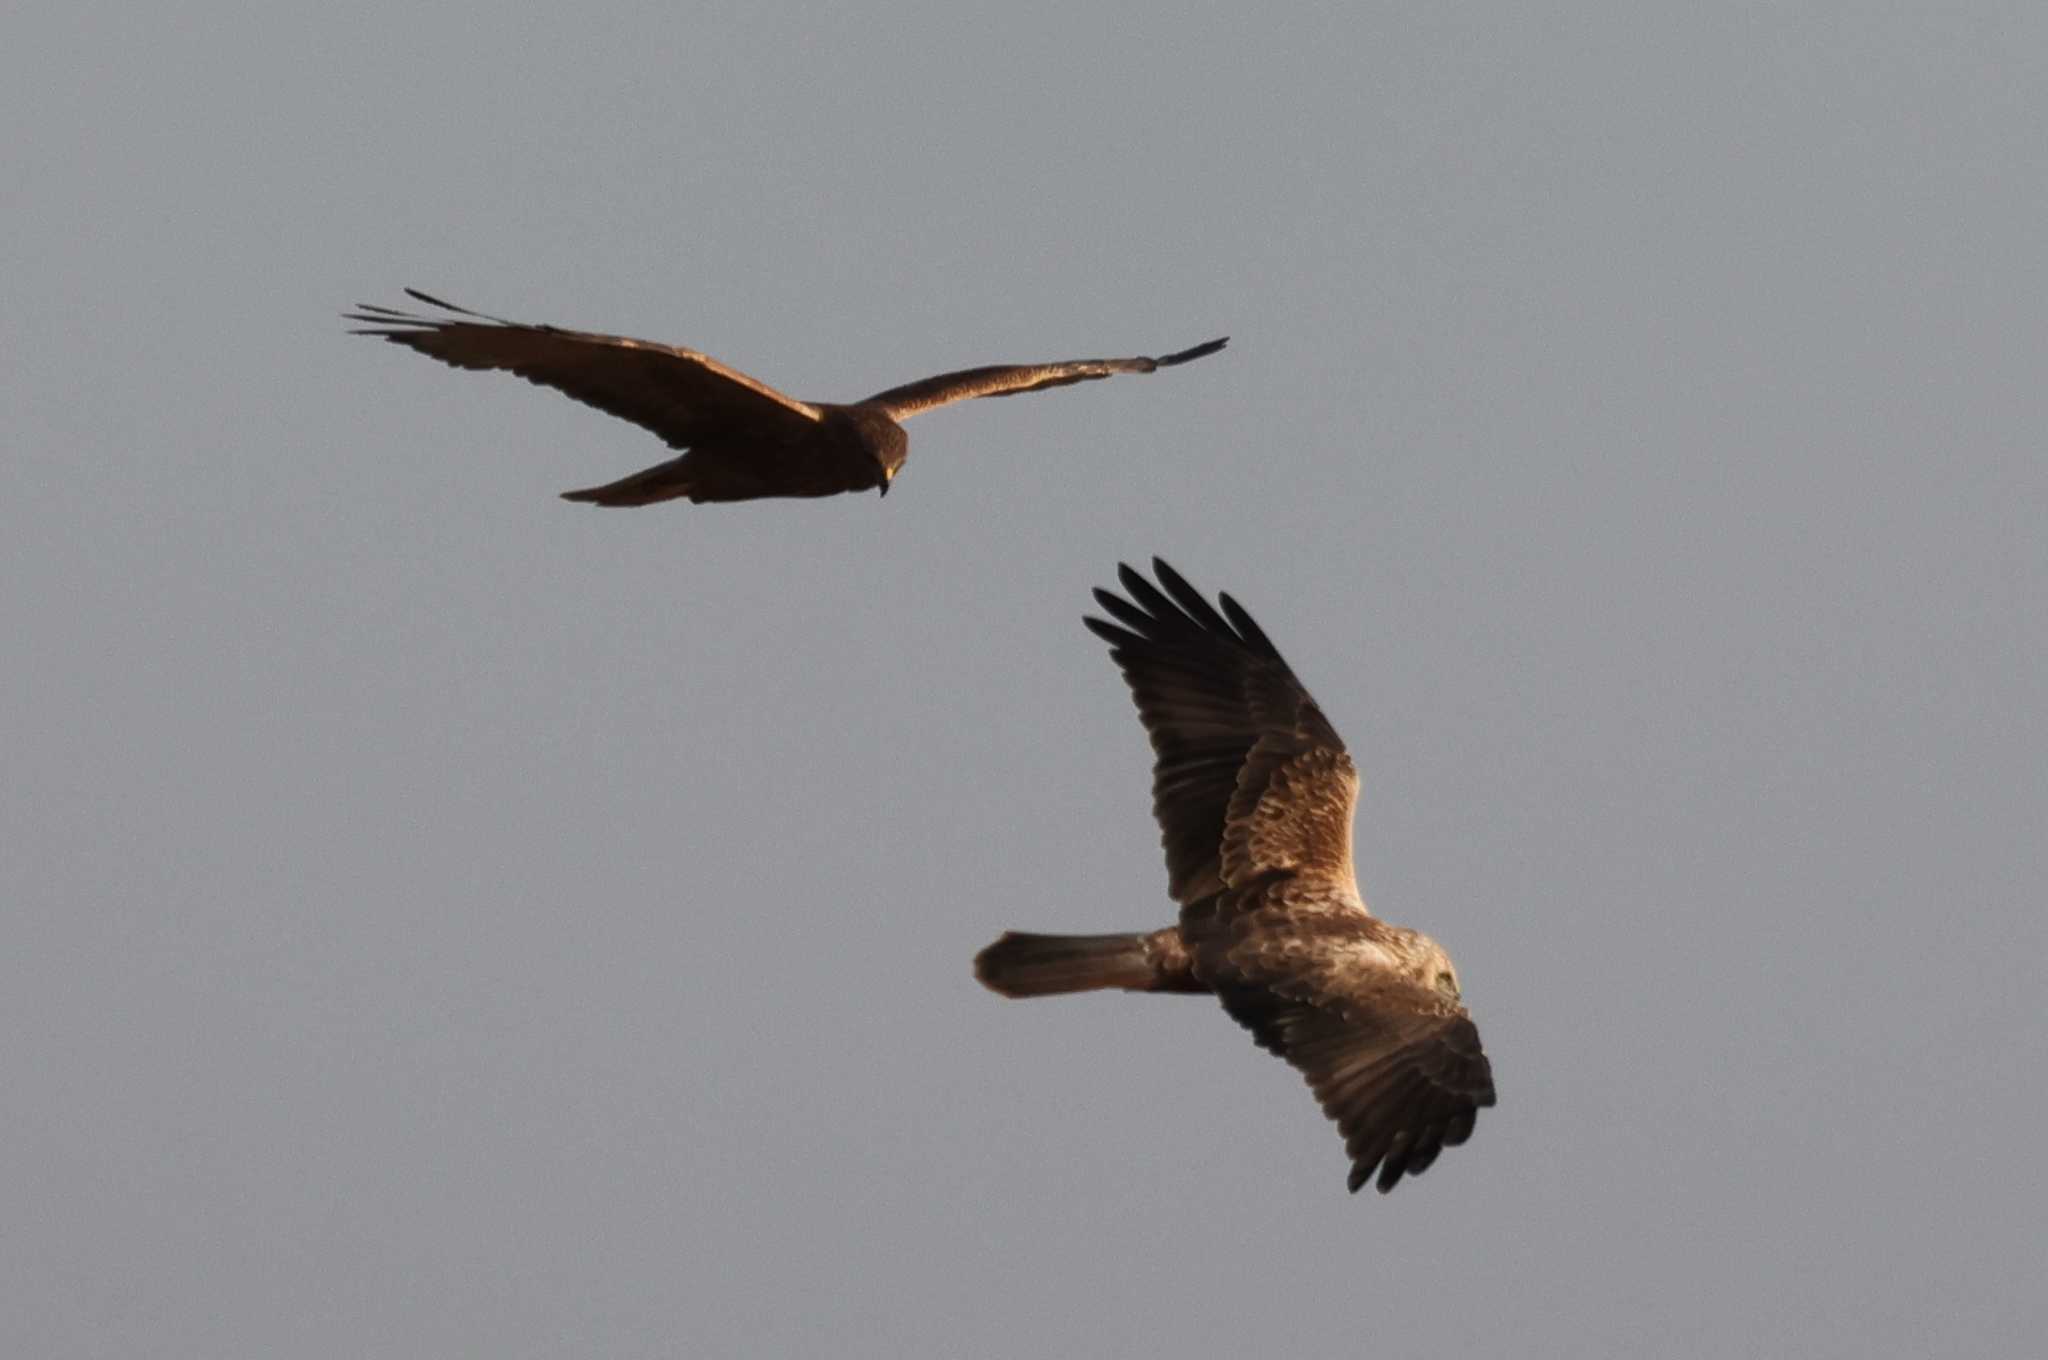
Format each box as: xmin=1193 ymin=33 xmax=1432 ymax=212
xmin=1435 ymin=971 xmax=1459 ymax=998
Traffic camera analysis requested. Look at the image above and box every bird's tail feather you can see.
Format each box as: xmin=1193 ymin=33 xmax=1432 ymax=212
xmin=974 ymin=931 xmax=1157 ymax=998
xmin=561 ymin=458 xmax=693 ymax=507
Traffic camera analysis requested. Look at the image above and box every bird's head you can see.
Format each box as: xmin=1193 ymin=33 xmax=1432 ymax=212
xmin=1396 ymin=929 xmax=1463 ymax=1004
xmin=874 ymin=441 xmax=907 ymax=497
xmin=840 ymin=406 xmax=910 ymax=497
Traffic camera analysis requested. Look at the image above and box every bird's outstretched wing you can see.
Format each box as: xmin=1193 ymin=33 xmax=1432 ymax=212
xmin=1195 ymin=882 xmax=1496 ymax=1194
xmin=858 ymin=337 xmax=1227 ymax=421
xmin=1084 ymin=559 xmax=1358 ymax=905
xmin=346 ymin=289 xmax=823 ymax=448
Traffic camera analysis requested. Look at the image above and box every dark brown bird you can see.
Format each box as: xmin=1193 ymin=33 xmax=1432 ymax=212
xmin=975 ymin=560 xmax=1496 ymax=1194
xmin=346 ymin=289 xmax=1226 ymax=506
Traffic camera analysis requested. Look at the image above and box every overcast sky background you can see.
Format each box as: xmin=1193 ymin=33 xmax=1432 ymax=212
xmin=6 ymin=4 xmax=2045 ymax=1356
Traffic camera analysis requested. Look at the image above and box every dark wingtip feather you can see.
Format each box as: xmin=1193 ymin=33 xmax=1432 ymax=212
xmin=1149 ymin=558 xmax=1235 ymax=637
xmin=1082 ymin=615 xmax=1141 ymax=649
xmin=1217 ymin=592 xmax=1278 ymax=657
xmin=344 ymin=298 xmax=452 ymax=333
xmin=1090 ymin=559 xmax=1284 ymax=661
xmin=1156 ymin=336 xmax=1228 ymax=366
xmin=1114 ymin=565 xmax=1182 ymax=626
xmin=344 ymin=302 xmax=440 ymax=331
xmin=403 ymin=286 xmax=466 ymax=312
xmin=1405 ymin=1140 xmax=1445 ymax=1177
xmin=1090 ymin=589 xmax=1157 ymax=636
xmin=398 ymin=288 xmax=527 ymax=327
xmin=1114 ymin=561 xmax=1151 ymax=603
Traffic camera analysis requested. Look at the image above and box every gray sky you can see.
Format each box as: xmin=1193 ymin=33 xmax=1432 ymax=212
xmin=6 ymin=3 xmax=2044 ymax=1356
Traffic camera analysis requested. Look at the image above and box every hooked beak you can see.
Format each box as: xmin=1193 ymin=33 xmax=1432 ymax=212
xmin=878 ymin=480 xmax=890 ymax=498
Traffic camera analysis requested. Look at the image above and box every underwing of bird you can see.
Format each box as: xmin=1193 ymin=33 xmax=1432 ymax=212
xmin=974 ymin=560 xmax=1496 ymax=1194
xmin=346 ymin=289 xmax=1227 ymax=506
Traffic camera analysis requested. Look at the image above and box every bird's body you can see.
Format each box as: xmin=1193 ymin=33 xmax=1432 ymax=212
xmin=975 ymin=560 xmax=1496 ymax=1195
xmin=563 ymin=403 xmax=907 ymax=506
xmin=346 ymin=290 xmax=1224 ymax=506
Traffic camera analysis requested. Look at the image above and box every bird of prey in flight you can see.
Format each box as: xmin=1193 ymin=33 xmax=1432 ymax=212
xmin=975 ymin=560 xmax=1496 ymax=1194
xmin=346 ymin=289 xmax=1226 ymax=506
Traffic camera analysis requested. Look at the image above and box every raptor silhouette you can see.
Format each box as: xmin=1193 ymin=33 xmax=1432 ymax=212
xmin=347 ymin=290 xmax=1225 ymax=506
xmin=976 ymin=560 xmax=1496 ymax=1194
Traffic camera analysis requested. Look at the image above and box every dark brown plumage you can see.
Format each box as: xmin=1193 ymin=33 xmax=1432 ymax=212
xmin=975 ymin=560 xmax=1496 ymax=1194
xmin=346 ymin=289 xmax=1226 ymax=506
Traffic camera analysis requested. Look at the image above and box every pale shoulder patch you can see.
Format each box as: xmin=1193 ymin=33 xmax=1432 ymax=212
xmin=1221 ymin=746 xmax=1360 ymax=891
